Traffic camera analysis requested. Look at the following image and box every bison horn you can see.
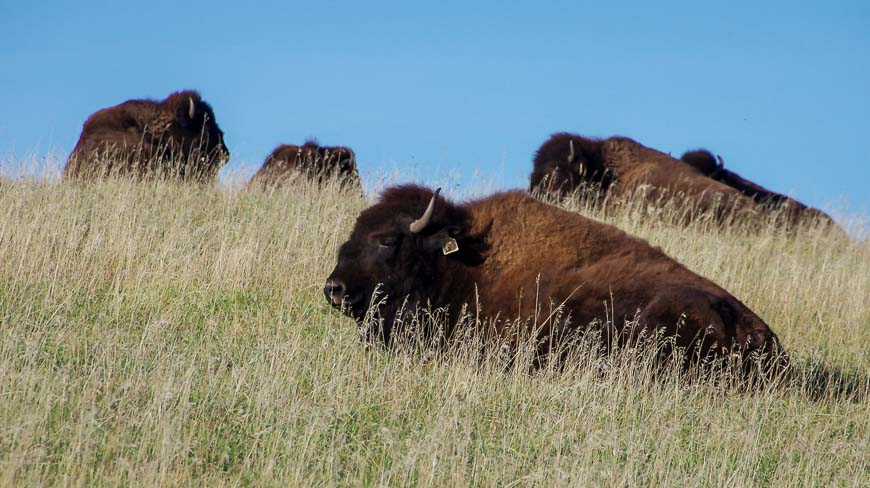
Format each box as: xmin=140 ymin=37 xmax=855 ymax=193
xmin=716 ymin=155 xmax=725 ymax=170
xmin=188 ymin=98 xmax=196 ymax=120
xmin=567 ymin=140 xmax=575 ymax=163
xmin=410 ymin=187 xmax=441 ymax=233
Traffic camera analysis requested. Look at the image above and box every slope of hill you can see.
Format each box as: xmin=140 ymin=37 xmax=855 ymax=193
xmin=0 ymin=177 xmax=866 ymax=486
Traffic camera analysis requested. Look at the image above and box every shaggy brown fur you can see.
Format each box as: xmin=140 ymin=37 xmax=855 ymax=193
xmin=325 ymin=185 xmax=784 ymax=368
xmin=680 ymin=149 xmax=840 ymax=229
xmin=64 ymin=90 xmax=229 ymax=182
xmin=248 ymin=140 xmax=360 ymax=189
xmin=530 ymin=133 xmax=758 ymax=221
xmin=529 ymin=132 xmax=614 ymax=198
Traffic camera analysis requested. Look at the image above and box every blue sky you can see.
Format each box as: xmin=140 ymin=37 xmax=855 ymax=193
xmin=1 ymin=1 xmax=868 ymax=215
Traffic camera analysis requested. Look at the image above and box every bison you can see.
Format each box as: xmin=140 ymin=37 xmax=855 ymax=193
xmin=530 ymin=133 xmax=757 ymax=221
xmin=248 ymin=140 xmax=360 ymax=189
xmin=64 ymin=90 xmax=229 ymax=182
xmin=324 ymin=184 xmax=784 ymax=369
xmin=680 ymin=149 xmax=839 ymax=229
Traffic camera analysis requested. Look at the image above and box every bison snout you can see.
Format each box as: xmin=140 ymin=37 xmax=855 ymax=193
xmin=324 ymin=279 xmax=347 ymax=307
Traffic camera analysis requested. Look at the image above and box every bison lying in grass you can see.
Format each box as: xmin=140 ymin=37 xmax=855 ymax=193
xmin=64 ymin=90 xmax=229 ymax=182
xmin=680 ymin=149 xmax=839 ymax=229
xmin=248 ymin=140 xmax=360 ymax=189
xmin=325 ymin=185 xmax=785 ymax=371
xmin=531 ymin=133 xmax=838 ymax=230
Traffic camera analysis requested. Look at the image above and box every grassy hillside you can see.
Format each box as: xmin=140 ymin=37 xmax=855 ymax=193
xmin=0 ymin=177 xmax=867 ymax=486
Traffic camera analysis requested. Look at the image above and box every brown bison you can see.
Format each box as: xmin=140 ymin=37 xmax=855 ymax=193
xmin=248 ymin=140 xmax=360 ymax=188
xmin=680 ymin=149 xmax=839 ymax=229
xmin=530 ymin=133 xmax=757 ymax=221
xmin=64 ymin=90 xmax=229 ymax=182
xmin=325 ymin=185 xmax=784 ymax=368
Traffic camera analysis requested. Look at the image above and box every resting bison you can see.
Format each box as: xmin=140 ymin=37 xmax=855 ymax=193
xmin=325 ymin=185 xmax=784 ymax=368
xmin=64 ymin=90 xmax=229 ymax=182
xmin=530 ymin=133 xmax=757 ymax=221
xmin=248 ymin=140 xmax=360 ymax=188
xmin=680 ymin=149 xmax=839 ymax=229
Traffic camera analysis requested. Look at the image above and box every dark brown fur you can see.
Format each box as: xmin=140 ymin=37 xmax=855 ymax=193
xmin=530 ymin=133 xmax=759 ymax=221
xmin=325 ymin=185 xmax=784 ymax=368
xmin=680 ymin=149 xmax=840 ymax=229
xmin=248 ymin=140 xmax=360 ymax=189
xmin=64 ymin=90 xmax=229 ymax=182
xmin=680 ymin=149 xmax=723 ymax=178
xmin=529 ymin=132 xmax=614 ymax=197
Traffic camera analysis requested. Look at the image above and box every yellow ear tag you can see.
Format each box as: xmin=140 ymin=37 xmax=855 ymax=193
xmin=442 ymin=237 xmax=459 ymax=255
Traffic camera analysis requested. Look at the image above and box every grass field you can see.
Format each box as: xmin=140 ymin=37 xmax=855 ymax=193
xmin=0 ymin=175 xmax=867 ymax=486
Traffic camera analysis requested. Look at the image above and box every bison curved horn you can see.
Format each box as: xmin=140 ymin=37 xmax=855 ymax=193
xmin=409 ymin=187 xmax=441 ymax=234
xmin=716 ymin=155 xmax=725 ymax=170
xmin=567 ymin=140 xmax=575 ymax=163
xmin=188 ymin=98 xmax=196 ymax=120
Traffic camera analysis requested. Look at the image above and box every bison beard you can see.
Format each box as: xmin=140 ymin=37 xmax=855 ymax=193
xmin=325 ymin=185 xmax=785 ymax=369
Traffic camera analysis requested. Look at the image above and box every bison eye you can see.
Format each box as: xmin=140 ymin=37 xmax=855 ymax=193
xmin=378 ymin=236 xmax=400 ymax=248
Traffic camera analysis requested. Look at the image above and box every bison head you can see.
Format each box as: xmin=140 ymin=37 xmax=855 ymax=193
xmin=680 ymin=149 xmax=724 ymax=179
xmin=530 ymin=133 xmax=612 ymax=197
xmin=164 ymin=91 xmax=230 ymax=176
xmin=324 ymin=185 xmax=484 ymax=345
xmin=282 ymin=141 xmax=358 ymax=185
xmin=318 ymin=146 xmax=358 ymax=182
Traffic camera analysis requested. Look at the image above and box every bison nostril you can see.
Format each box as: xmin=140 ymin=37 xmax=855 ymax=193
xmin=324 ymin=279 xmax=347 ymax=306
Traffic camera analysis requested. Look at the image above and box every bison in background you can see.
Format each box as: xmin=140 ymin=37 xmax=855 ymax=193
xmin=64 ymin=90 xmax=229 ymax=182
xmin=680 ymin=149 xmax=839 ymax=229
xmin=529 ymin=133 xmax=616 ymax=198
xmin=248 ymin=140 xmax=360 ymax=189
xmin=325 ymin=185 xmax=785 ymax=371
xmin=530 ymin=133 xmax=757 ymax=222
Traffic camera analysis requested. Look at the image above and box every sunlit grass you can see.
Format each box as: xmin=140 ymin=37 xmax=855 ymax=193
xmin=0 ymin=173 xmax=866 ymax=486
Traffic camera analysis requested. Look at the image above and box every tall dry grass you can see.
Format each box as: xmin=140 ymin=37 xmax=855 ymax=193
xmin=0 ymin=174 xmax=867 ymax=486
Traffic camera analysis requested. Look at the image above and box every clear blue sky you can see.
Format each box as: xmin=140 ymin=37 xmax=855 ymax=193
xmin=1 ymin=1 xmax=868 ymax=215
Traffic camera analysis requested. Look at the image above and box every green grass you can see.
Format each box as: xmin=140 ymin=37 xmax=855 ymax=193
xmin=0 ymin=177 xmax=867 ymax=486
